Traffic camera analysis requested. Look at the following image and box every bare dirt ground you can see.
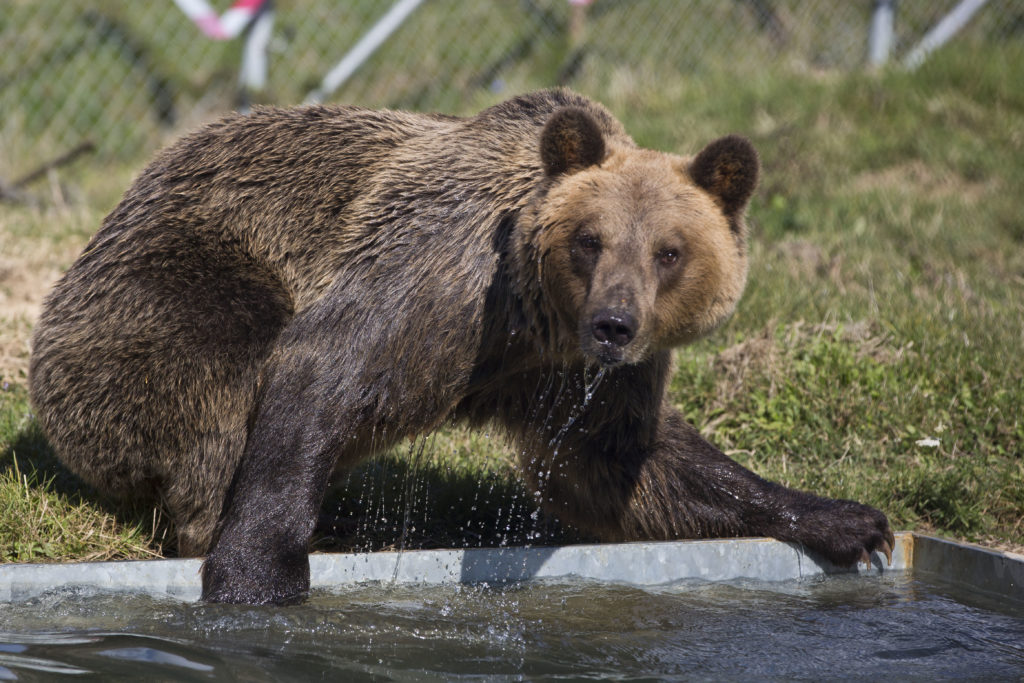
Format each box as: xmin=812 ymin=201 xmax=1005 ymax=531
xmin=0 ymin=209 xmax=90 ymax=385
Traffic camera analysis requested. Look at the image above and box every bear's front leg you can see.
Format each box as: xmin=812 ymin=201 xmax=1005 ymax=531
xmin=199 ymin=316 xmax=403 ymax=604
xmin=519 ymin=362 xmax=894 ymax=568
xmin=200 ymin=271 xmax=477 ymax=604
xmin=200 ymin=362 xmax=343 ymax=605
xmin=647 ymin=411 xmax=895 ymax=567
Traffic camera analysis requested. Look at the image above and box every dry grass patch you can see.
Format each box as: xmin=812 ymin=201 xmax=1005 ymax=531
xmin=708 ymin=319 xmax=907 ymax=409
xmin=0 ymin=205 xmax=96 ymax=384
xmin=851 ymin=160 xmax=995 ymax=204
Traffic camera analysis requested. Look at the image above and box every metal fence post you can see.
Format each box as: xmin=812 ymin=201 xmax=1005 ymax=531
xmin=868 ymin=0 xmax=896 ymax=67
xmin=904 ymin=0 xmax=990 ymax=70
xmin=305 ymin=0 xmax=424 ymax=105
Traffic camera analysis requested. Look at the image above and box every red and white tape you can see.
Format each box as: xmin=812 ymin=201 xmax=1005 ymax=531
xmin=173 ymin=0 xmax=268 ymax=40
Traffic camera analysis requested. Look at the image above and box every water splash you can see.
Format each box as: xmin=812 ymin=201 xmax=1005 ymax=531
xmin=526 ymin=365 xmax=608 ymax=542
xmin=547 ymin=366 xmax=606 ymax=449
xmin=390 ymin=435 xmax=431 ymax=584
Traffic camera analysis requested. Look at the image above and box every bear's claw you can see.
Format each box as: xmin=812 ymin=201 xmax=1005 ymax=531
xmin=882 ymin=531 xmax=895 ymax=565
xmin=860 ymin=535 xmax=893 ymax=568
xmin=872 ymin=521 xmax=896 ymax=567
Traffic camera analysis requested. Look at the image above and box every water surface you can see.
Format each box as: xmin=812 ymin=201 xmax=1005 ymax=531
xmin=1 ymin=570 xmax=1021 ymax=680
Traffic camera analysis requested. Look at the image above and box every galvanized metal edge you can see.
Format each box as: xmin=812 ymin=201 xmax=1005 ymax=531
xmin=309 ymin=533 xmax=914 ymax=588
xmin=911 ymin=534 xmax=1024 ymax=602
xmin=0 ymin=534 xmax=914 ymax=603
xmin=0 ymin=556 xmax=204 ymax=603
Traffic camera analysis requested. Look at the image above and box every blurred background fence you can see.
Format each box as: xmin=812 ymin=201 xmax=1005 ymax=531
xmin=2 ymin=0 xmax=1022 ymax=174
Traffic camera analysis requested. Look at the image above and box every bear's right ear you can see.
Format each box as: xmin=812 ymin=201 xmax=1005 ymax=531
xmin=540 ymin=107 xmax=606 ymax=177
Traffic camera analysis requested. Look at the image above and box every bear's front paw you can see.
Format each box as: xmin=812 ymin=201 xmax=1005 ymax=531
xmin=779 ymin=497 xmax=895 ymax=568
xmin=201 ymin=546 xmax=310 ymax=605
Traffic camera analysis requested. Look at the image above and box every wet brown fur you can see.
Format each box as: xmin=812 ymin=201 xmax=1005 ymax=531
xmin=29 ymin=90 xmax=892 ymax=605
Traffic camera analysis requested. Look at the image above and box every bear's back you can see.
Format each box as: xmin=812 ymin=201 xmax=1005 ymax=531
xmin=73 ymin=106 xmax=451 ymax=309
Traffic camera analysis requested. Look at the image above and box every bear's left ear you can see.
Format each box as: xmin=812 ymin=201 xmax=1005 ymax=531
xmin=540 ymin=107 xmax=606 ymax=177
xmin=688 ymin=135 xmax=759 ymax=220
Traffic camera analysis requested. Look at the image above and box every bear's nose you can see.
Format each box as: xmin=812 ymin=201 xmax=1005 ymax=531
xmin=591 ymin=310 xmax=636 ymax=348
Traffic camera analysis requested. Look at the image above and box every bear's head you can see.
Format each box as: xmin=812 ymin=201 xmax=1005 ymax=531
xmin=517 ymin=106 xmax=759 ymax=367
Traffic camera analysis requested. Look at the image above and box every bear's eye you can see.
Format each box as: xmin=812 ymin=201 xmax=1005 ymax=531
xmin=576 ymin=233 xmax=601 ymax=254
xmin=657 ymin=248 xmax=680 ymax=267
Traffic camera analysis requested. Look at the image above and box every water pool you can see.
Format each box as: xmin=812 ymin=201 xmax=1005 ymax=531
xmin=1 ymin=570 xmax=1022 ymax=680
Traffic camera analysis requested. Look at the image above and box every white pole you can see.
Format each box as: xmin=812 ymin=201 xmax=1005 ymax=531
xmin=240 ymin=10 xmax=275 ymax=93
xmin=305 ymin=0 xmax=424 ymax=104
xmin=903 ymin=0 xmax=989 ymax=70
xmin=868 ymin=0 xmax=895 ymax=67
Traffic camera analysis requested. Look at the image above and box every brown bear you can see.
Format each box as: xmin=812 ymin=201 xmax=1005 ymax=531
xmin=29 ymin=89 xmax=893 ymax=605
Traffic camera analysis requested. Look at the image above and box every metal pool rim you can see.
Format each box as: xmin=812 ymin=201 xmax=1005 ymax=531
xmin=1 ymin=532 xmax=1020 ymax=603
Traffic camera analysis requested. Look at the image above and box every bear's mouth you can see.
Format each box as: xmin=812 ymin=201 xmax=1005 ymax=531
xmin=579 ymin=335 xmax=639 ymax=367
xmin=594 ymin=341 xmax=627 ymax=366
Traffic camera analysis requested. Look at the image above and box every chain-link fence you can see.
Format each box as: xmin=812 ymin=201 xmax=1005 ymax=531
xmin=2 ymin=1 xmax=1022 ymax=174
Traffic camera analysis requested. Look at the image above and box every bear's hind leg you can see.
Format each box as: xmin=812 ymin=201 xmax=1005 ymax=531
xmin=163 ymin=428 xmax=252 ymax=556
xmin=30 ymin=237 xmax=294 ymax=557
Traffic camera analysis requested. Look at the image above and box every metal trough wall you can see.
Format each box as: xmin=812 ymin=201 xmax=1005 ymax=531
xmin=1 ymin=532 xmax=1020 ymax=604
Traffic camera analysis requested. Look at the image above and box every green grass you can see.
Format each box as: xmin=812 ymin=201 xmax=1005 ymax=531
xmin=0 ymin=384 xmax=167 ymax=561
xmin=2 ymin=31 xmax=1022 ymax=561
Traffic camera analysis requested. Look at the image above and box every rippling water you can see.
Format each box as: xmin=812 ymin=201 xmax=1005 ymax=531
xmin=1 ymin=571 xmax=1021 ymax=680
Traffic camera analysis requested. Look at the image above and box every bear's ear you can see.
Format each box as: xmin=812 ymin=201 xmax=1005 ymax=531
xmin=688 ymin=135 xmax=759 ymax=219
xmin=540 ymin=107 xmax=606 ymax=176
